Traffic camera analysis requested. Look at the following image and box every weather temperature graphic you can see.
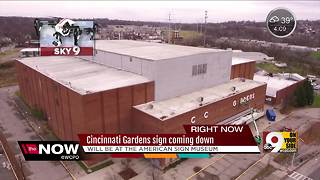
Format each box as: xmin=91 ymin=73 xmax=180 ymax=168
xmin=266 ymin=7 xmax=296 ymax=38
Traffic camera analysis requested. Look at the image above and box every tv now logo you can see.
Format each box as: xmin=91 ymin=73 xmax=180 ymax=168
xmin=21 ymin=143 xmax=79 ymax=155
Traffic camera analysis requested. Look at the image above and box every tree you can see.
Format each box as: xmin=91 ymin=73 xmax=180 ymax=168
xmin=293 ymin=80 xmax=314 ymax=107
xmin=294 ymin=84 xmax=306 ymax=107
xmin=304 ymin=79 xmax=314 ymax=105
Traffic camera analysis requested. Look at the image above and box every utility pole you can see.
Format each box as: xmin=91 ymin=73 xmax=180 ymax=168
xmin=203 ymin=10 xmax=208 ymax=47
xmin=168 ymin=12 xmax=171 ymax=44
xmin=196 ymin=22 xmax=198 ymax=33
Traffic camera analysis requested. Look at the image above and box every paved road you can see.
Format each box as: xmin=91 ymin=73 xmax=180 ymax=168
xmin=0 ymin=149 xmax=15 ymax=180
xmin=286 ymin=154 xmax=320 ymax=180
xmin=0 ymin=86 xmax=71 ymax=180
xmin=309 ymin=166 xmax=320 ymax=179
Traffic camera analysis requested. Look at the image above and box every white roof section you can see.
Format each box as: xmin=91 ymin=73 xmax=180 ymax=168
xmin=232 ymin=57 xmax=255 ymax=65
xmin=18 ymin=56 xmax=151 ymax=95
xmin=232 ymin=51 xmax=274 ymax=62
xmin=96 ymin=40 xmax=227 ymax=60
xmin=134 ymin=78 xmax=266 ymax=120
xmin=253 ymin=74 xmax=299 ymax=97
xmin=20 ymin=48 xmax=39 ymax=52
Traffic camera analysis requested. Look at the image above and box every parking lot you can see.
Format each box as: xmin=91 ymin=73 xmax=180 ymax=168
xmin=0 ymin=86 xmax=72 ymax=180
xmin=0 ymin=143 xmax=15 ymax=180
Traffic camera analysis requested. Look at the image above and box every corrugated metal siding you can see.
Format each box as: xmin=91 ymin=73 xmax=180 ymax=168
xmin=231 ymin=61 xmax=256 ymax=80
xmin=102 ymin=89 xmax=118 ymax=133
xmin=83 ymin=92 xmax=104 ymax=133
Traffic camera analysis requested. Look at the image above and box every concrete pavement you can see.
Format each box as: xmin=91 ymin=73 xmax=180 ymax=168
xmin=0 ymin=86 xmax=71 ymax=180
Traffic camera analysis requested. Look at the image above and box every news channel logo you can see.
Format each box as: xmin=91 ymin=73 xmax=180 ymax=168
xmin=263 ymin=131 xmax=298 ymax=153
xmin=35 ymin=18 xmax=96 ymax=56
xmin=18 ymin=141 xmax=85 ymax=161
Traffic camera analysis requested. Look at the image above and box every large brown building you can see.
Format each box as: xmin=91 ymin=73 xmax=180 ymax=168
xmin=16 ymin=40 xmax=267 ymax=168
xmin=254 ymin=74 xmax=305 ymax=105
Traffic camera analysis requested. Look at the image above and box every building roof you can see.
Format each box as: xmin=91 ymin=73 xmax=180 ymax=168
xmin=253 ymin=74 xmax=298 ymax=97
xmin=18 ymin=56 xmax=151 ymax=95
xmin=20 ymin=48 xmax=39 ymax=52
xmin=134 ymin=78 xmax=266 ymax=120
xmin=96 ymin=40 xmax=226 ymax=60
xmin=232 ymin=57 xmax=255 ymax=65
xmin=232 ymin=51 xmax=274 ymax=62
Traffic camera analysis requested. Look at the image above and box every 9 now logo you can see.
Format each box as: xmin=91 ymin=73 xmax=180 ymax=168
xmin=18 ymin=141 xmax=83 ymax=161
xmin=263 ymin=132 xmax=284 ymax=152
xmin=39 ymin=144 xmax=79 ymax=155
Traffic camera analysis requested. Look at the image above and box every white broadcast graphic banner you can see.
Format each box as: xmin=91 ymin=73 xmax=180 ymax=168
xmin=82 ymin=146 xmax=260 ymax=153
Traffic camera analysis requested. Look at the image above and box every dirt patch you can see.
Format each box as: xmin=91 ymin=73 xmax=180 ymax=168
xmin=300 ymin=122 xmax=320 ymax=145
xmin=274 ymin=153 xmax=293 ymax=166
xmin=194 ymin=166 xmax=202 ymax=172
xmin=119 ymin=167 xmax=138 ymax=180
xmin=3 ymin=132 xmax=13 ymax=138
xmin=24 ymin=128 xmax=32 ymax=133
xmin=251 ymin=164 xmax=276 ymax=180
xmin=0 ymin=61 xmax=17 ymax=88
xmin=29 ymin=134 xmax=40 ymax=140
xmin=0 ymin=48 xmax=21 ymax=64
xmin=197 ymin=171 xmax=219 ymax=180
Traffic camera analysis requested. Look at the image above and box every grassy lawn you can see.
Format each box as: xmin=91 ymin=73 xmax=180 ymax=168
xmin=311 ymin=94 xmax=320 ymax=108
xmin=257 ymin=62 xmax=307 ymax=75
xmin=256 ymin=62 xmax=283 ymax=74
xmin=0 ymin=48 xmax=18 ymax=56
xmin=0 ymin=48 xmax=20 ymax=87
xmin=0 ymin=48 xmax=21 ymax=63
xmin=180 ymin=30 xmax=202 ymax=39
xmin=311 ymin=51 xmax=320 ymax=60
xmin=0 ymin=61 xmax=17 ymax=87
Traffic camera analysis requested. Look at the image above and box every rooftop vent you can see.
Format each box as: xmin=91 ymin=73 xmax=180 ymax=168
xmin=160 ymin=115 xmax=168 ymax=120
xmin=197 ymin=97 xmax=204 ymax=106
xmin=146 ymin=104 xmax=154 ymax=109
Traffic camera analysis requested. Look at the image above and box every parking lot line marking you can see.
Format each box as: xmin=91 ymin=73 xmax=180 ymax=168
xmin=186 ymin=154 xmax=225 ymax=180
xmin=288 ymin=171 xmax=313 ymax=180
xmin=234 ymin=157 xmax=263 ymax=180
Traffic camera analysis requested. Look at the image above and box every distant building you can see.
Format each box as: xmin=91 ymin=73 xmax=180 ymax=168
xmin=274 ymin=62 xmax=287 ymax=68
xmin=232 ymin=50 xmax=274 ymax=63
xmin=253 ymin=74 xmax=305 ymax=105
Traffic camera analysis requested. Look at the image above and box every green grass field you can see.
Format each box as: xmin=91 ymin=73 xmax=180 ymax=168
xmin=0 ymin=61 xmax=17 ymax=87
xmin=0 ymin=48 xmax=20 ymax=87
xmin=312 ymin=94 xmax=320 ymax=108
xmin=256 ymin=63 xmax=283 ymax=74
xmin=311 ymin=51 xmax=320 ymax=60
xmin=257 ymin=62 xmax=308 ymax=75
xmin=179 ymin=30 xmax=202 ymax=39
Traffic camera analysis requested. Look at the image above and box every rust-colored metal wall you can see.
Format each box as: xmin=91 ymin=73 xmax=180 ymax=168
xmin=133 ymin=83 xmax=267 ymax=134
xmin=231 ymin=61 xmax=256 ymax=80
xmin=15 ymin=61 xmax=155 ymax=141
xmin=274 ymin=80 xmax=304 ymax=105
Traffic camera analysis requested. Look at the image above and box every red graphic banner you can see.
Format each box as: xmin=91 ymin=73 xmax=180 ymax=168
xmin=40 ymin=47 xmax=93 ymax=56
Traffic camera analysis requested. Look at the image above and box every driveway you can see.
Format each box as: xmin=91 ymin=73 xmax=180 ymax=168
xmin=0 ymin=86 xmax=71 ymax=180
